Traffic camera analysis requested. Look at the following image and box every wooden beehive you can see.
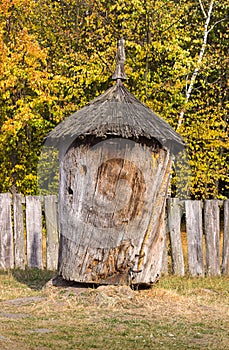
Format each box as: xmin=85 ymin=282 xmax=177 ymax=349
xmin=47 ymin=39 xmax=184 ymax=285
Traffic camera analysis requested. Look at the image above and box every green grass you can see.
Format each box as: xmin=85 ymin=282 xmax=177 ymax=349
xmin=0 ymin=268 xmax=55 ymax=301
xmin=158 ymin=274 xmax=229 ymax=297
xmin=0 ymin=270 xmax=228 ymax=350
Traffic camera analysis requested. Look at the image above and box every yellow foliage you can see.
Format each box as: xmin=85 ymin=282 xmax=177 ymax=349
xmin=0 ymin=0 xmax=228 ymax=198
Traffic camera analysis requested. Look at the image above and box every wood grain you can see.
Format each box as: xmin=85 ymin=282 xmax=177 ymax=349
xmin=0 ymin=193 xmax=13 ymax=269
xmin=58 ymin=138 xmax=171 ymax=285
xmin=26 ymin=196 xmax=43 ymax=269
xmin=44 ymin=195 xmax=59 ymax=271
xmin=204 ymin=200 xmax=220 ymax=276
xmin=167 ymin=198 xmax=185 ymax=276
xmin=222 ymin=200 xmax=229 ymax=275
xmin=13 ymin=194 xmax=25 ymax=269
xmin=185 ymin=200 xmax=204 ymax=276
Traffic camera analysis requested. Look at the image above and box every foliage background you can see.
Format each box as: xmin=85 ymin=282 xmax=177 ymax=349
xmin=0 ymin=0 xmax=228 ymax=198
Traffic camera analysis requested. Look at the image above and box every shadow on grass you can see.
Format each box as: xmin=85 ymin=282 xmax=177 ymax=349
xmin=11 ymin=269 xmax=99 ymax=291
xmin=11 ymin=268 xmax=57 ymax=290
xmin=9 ymin=269 xmax=157 ymax=291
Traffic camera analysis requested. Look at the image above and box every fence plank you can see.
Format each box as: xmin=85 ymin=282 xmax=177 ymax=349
xmin=26 ymin=196 xmax=43 ymax=269
xmin=167 ymin=198 xmax=185 ymax=275
xmin=204 ymin=200 xmax=220 ymax=276
xmin=0 ymin=193 xmax=14 ymax=269
xmin=0 ymin=194 xmax=228 ymax=275
xmin=185 ymin=200 xmax=204 ymax=276
xmin=44 ymin=195 xmax=59 ymax=270
xmin=161 ymin=216 xmax=168 ymax=275
xmin=222 ymin=200 xmax=229 ymax=275
xmin=13 ymin=194 xmax=25 ymax=269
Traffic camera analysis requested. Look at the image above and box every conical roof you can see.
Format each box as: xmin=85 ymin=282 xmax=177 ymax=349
xmin=47 ymin=40 xmax=184 ymax=154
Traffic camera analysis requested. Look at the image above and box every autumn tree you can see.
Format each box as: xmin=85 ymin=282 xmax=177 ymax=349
xmin=0 ymin=0 xmax=228 ymax=198
xmin=0 ymin=0 xmax=51 ymax=193
xmin=176 ymin=0 xmax=229 ymax=198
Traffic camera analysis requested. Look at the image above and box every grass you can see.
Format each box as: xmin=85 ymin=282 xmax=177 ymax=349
xmin=0 ymin=269 xmax=228 ymax=349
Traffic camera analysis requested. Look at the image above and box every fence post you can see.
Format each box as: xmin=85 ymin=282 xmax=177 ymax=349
xmin=26 ymin=196 xmax=43 ymax=269
xmin=161 ymin=215 xmax=168 ymax=275
xmin=0 ymin=193 xmax=14 ymax=269
xmin=222 ymin=200 xmax=229 ymax=275
xmin=167 ymin=198 xmax=185 ymax=276
xmin=44 ymin=195 xmax=59 ymax=270
xmin=204 ymin=200 xmax=220 ymax=276
xmin=13 ymin=194 xmax=25 ymax=269
xmin=185 ymin=200 xmax=204 ymax=276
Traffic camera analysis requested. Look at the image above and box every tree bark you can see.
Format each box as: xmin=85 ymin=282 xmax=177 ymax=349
xmin=177 ymin=0 xmax=214 ymax=130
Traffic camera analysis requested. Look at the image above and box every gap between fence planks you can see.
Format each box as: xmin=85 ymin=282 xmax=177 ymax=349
xmin=0 ymin=193 xmax=228 ymax=276
xmin=1 ymin=193 xmax=59 ymax=271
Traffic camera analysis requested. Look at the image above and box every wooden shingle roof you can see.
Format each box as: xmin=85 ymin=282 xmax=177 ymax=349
xmin=47 ymin=39 xmax=184 ymax=154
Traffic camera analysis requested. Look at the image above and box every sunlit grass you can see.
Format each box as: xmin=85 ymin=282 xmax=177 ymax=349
xmin=0 ymin=268 xmax=56 ymax=301
xmin=0 ymin=269 xmax=228 ymax=349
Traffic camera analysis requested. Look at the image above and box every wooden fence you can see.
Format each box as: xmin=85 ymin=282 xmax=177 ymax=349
xmin=0 ymin=193 xmax=228 ymax=276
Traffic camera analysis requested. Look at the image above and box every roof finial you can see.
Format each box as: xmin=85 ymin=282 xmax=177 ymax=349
xmin=112 ymin=38 xmax=127 ymax=81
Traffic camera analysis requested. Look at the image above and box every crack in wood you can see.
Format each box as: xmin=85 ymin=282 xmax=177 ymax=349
xmin=58 ymin=137 xmax=170 ymax=285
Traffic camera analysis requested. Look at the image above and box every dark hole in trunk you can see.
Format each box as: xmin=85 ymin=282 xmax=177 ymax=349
xmin=68 ymin=186 xmax=73 ymax=195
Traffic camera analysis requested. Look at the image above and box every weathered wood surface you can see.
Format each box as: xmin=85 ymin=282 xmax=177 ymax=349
xmin=0 ymin=193 xmax=13 ymax=269
xmin=222 ymin=200 xmax=229 ymax=275
xmin=167 ymin=198 xmax=185 ymax=276
xmin=0 ymin=193 xmax=228 ymax=276
xmin=204 ymin=200 xmax=220 ymax=276
xmin=13 ymin=194 xmax=25 ymax=269
xmin=47 ymin=80 xmax=184 ymax=155
xmin=185 ymin=200 xmax=204 ymax=276
xmin=161 ymin=216 xmax=169 ymax=275
xmin=26 ymin=196 xmax=43 ymax=269
xmin=58 ymin=138 xmax=170 ymax=285
xmin=44 ymin=195 xmax=59 ymax=271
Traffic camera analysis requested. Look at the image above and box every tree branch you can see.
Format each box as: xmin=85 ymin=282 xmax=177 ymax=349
xmin=177 ymin=0 xmax=214 ymax=130
xmin=208 ymin=17 xmax=227 ymax=34
xmin=198 ymin=0 xmax=207 ymax=18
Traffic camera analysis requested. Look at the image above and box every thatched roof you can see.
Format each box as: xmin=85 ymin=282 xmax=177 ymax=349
xmin=47 ymin=80 xmax=184 ymax=153
xmin=46 ymin=39 xmax=184 ymax=154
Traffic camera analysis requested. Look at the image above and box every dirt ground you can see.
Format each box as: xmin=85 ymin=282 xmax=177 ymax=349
xmin=0 ymin=271 xmax=228 ymax=350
